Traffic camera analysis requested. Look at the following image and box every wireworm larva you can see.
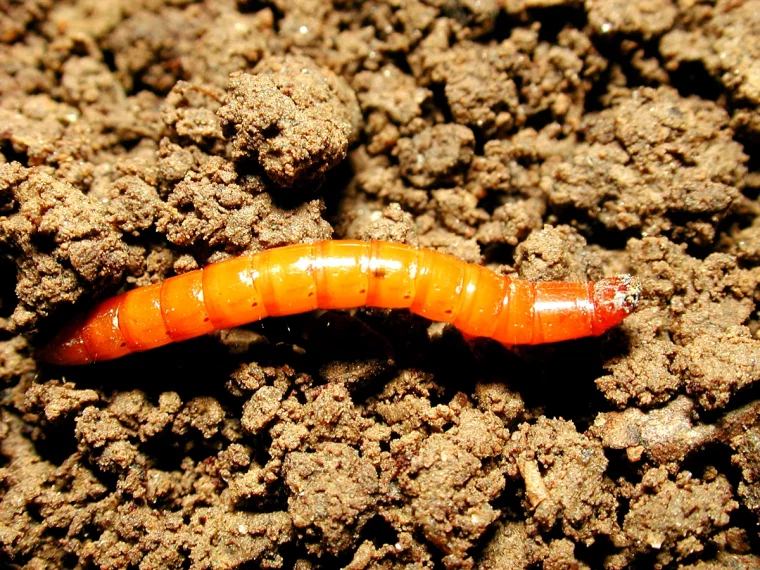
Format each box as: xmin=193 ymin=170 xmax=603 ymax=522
xmin=42 ymin=240 xmax=641 ymax=365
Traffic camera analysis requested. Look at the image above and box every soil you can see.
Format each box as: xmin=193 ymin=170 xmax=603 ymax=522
xmin=1 ymin=0 xmax=759 ymax=569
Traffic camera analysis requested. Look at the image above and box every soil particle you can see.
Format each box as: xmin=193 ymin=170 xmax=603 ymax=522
xmin=514 ymin=224 xmax=605 ymax=282
xmin=672 ymin=326 xmax=760 ymax=410
xmin=58 ymin=56 xmax=126 ymax=108
xmin=229 ymin=361 xmax=297 ymax=395
xmin=394 ymin=436 xmax=502 ymax=568
xmin=390 ymin=395 xmax=509 ymax=569
xmin=394 ymin=124 xmax=475 ymax=189
xmin=104 ymin=390 xmax=181 ymax=442
xmin=76 ymin=501 xmax=186 ymax=569
xmin=732 ymin=216 xmax=760 ymax=263
xmin=0 ymin=412 xmax=108 ymax=565
xmin=354 ymin=64 xmax=432 ymax=154
xmin=3 ymin=380 xmax=294 ymax=568
xmin=97 ymin=175 xmax=164 ymax=237
xmin=0 ymin=337 xmax=36 ymax=383
xmin=173 ymin=396 xmax=226 ymax=439
xmin=616 ymin=467 xmax=738 ymax=568
xmin=586 ymin=0 xmax=678 ymax=39
xmin=75 ymin=405 xmax=132 ymax=453
xmin=410 ymin=23 xmax=606 ymax=135
xmin=272 ymin=383 xmax=374 ymax=453
xmin=546 ymin=86 xmax=747 ymax=245
xmin=477 ymin=520 xmax=543 ymax=570
xmin=474 ymin=195 xmax=545 ymax=248
xmin=592 ymin=395 xmax=717 ymax=465
xmin=473 ymin=381 xmax=526 ymax=425
xmin=343 ymin=532 xmax=435 ymax=570
xmin=0 ymin=1 xmax=53 ymax=44
xmin=284 ymin=442 xmax=380 ymax=556
xmin=505 ymin=417 xmax=618 ymax=544
xmin=241 ymin=384 xmax=285 ymax=435
xmin=596 ymin=236 xmax=760 ymax=410
xmin=661 ymin=0 xmax=760 ymax=136
xmin=22 ymin=380 xmax=100 ymax=422
xmin=681 ymin=552 xmax=760 ymax=570
xmin=367 ymin=370 xmax=452 ymax=437
xmin=724 ymin=403 xmax=760 ymax=525
xmin=156 ymin=159 xmax=331 ymax=251
xmin=105 ymin=2 xmax=274 ymax=93
xmin=185 ymin=508 xmax=293 ymax=570
xmin=162 ymin=80 xmax=226 ymax=146
xmin=218 ymin=55 xmax=361 ymax=187
xmin=430 ymin=188 xmax=489 ymax=239
xmin=351 ymin=158 xmax=430 ymax=214
xmin=0 ymin=94 xmax=80 ymax=169
xmin=0 ymin=163 xmax=129 ymax=329
xmin=543 ymin=538 xmax=591 ymax=570
xmin=478 ymin=519 xmax=600 ymax=570
xmin=424 ymin=41 xmax=520 ymax=137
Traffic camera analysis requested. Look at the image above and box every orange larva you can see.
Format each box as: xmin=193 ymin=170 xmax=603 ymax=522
xmin=42 ymin=240 xmax=641 ymax=365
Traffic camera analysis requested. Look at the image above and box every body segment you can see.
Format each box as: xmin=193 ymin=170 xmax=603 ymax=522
xmin=43 ymin=240 xmax=641 ymax=365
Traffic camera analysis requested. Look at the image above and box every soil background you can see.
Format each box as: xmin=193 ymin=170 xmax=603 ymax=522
xmin=1 ymin=0 xmax=760 ymax=569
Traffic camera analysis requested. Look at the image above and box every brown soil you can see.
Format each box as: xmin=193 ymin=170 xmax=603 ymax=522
xmin=1 ymin=0 xmax=759 ymax=568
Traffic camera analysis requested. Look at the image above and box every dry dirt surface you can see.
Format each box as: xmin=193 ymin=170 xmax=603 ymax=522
xmin=1 ymin=1 xmax=759 ymax=569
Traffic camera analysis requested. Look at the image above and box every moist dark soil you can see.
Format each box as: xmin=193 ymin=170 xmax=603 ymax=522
xmin=1 ymin=1 xmax=759 ymax=569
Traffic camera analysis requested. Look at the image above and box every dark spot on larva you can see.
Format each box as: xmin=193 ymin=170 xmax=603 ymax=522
xmin=359 ymin=289 xmax=366 ymax=294
xmin=403 ymin=294 xmax=411 ymax=299
xmin=204 ymin=317 xmax=210 ymax=322
xmin=373 ymin=267 xmax=387 ymax=278
xmin=308 ymin=291 xmax=314 ymax=297
xmin=120 ymin=342 xmax=126 ymax=347
xmin=445 ymin=309 xmax=452 ymax=314
xmin=252 ymin=302 xmax=258 ymax=307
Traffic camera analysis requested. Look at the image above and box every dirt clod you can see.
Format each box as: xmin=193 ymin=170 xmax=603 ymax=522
xmin=218 ymin=55 xmax=360 ymax=187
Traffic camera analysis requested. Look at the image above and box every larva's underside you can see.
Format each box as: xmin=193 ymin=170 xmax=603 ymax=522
xmin=43 ymin=240 xmax=641 ymax=365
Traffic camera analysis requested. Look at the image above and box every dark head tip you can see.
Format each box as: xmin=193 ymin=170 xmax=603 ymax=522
xmin=617 ymin=274 xmax=642 ymax=314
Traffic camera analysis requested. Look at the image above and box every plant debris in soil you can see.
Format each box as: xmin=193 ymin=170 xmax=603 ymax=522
xmin=1 ymin=0 xmax=759 ymax=569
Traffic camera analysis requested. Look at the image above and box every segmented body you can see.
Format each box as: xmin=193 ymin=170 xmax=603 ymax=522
xmin=43 ymin=240 xmax=641 ymax=365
